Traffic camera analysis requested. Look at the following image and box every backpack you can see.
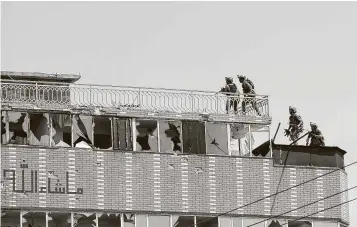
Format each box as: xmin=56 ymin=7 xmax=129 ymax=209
xmin=246 ymin=78 xmax=255 ymax=90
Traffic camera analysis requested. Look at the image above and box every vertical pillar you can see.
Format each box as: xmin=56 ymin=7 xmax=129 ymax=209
xmin=132 ymin=118 xmax=136 ymax=151
xmin=45 ymin=212 xmax=49 ymax=227
xmin=71 ymin=212 xmax=74 ymax=227
xmin=248 ymin=125 xmax=252 ymax=156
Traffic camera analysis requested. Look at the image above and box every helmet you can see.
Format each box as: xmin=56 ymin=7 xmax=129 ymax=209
xmin=225 ymin=77 xmax=233 ymax=83
xmin=289 ymin=106 xmax=297 ymax=113
xmin=310 ymin=122 xmax=317 ymax=128
xmin=237 ymin=75 xmax=246 ymax=80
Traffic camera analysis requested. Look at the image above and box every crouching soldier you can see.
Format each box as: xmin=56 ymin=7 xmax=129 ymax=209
xmin=284 ymin=106 xmax=304 ymax=145
xmin=306 ymin=122 xmax=325 ymax=146
xmin=220 ymin=77 xmax=239 ymax=114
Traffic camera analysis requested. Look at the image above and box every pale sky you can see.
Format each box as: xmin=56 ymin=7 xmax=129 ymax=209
xmin=1 ymin=1 xmax=357 ymax=226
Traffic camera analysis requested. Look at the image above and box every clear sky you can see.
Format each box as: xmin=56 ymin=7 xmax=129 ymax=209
xmin=1 ymin=1 xmax=357 ymax=225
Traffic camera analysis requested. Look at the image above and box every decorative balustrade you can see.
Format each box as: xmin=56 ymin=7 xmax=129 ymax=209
xmin=0 ymin=80 xmax=269 ymax=117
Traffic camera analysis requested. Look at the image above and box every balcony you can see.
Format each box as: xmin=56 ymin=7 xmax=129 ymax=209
xmin=0 ymin=80 xmax=270 ymax=124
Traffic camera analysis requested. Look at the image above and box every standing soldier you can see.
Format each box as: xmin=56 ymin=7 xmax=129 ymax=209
xmin=220 ymin=77 xmax=239 ymax=114
xmin=237 ymin=75 xmax=261 ymax=116
xmin=284 ymin=106 xmax=304 ymax=145
xmin=306 ymin=122 xmax=325 ymax=146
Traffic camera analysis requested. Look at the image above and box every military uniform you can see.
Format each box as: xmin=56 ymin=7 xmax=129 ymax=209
xmin=238 ymin=76 xmax=261 ymax=116
xmin=285 ymin=106 xmax=304 ymax=145
xmin=220 ymin=77 xmax=239 ymax=113
xmin=306 ymin=122 xmax=325 ymax=146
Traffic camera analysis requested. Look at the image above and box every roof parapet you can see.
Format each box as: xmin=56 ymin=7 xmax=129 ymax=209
xmin=1 ymin=71 xmax=81 ymax=83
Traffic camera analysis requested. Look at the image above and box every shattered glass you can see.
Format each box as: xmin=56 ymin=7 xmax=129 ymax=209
xmin=73 ymin=115 xmax=93 ymax=148
xmin=8 ymin=111 xmax=29 ymax=145
xmin=136 ymin=120 xmax=158 ymax=151
xmin=159 ymin=120 xmax=182 ymax=153
xmin=98 ymin=213 xmax=121 ymax=227
xmin=196 ymin=216 xmax=218 ymax=227
xmin=206 ymin=122 xmax=228 ymax=155
xmin=1 ymin=111 xmax=6 ymax=144
xmin=172 ymin=216 xmax=194 ymax=227
xmin=29 ymin=113 xmax=50 ymax=146
xmin=48 ymin=212 xmax=71 ymax=227
xmin=51 ymin=114 xmax=72 ymax=147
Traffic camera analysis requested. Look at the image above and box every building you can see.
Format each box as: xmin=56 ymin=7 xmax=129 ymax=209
xmin=0 ymin=71 xmax=349 ymax=227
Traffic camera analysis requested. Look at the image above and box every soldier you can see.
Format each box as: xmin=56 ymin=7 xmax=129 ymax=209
xmin=284 ymin=106 xmax=304 ymax=145
xmin=237 ymin=75 xmax=261 ymax=116
xmin=219 ymin=77 xmax=239 ymax=114
xmin=306 ymin=122 xmax=325 ymax=146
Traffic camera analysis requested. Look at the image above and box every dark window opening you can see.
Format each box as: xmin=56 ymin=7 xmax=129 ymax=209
xmin=1 ymin=211 xmax=21 ymax=227
xmin=196 ymin=216 xmax=218 ymax=227
xmin=8 ymin=111 xmax=28 ymax=145
xmin=22 ymin=212 xmax=46 ymax=227
xmin=73 ymin=115 xmax=93 ymax=148
xmin=73 ymin=213 xmax=96 ymax=227
xmin=287 ymin=221 xmax=312 ymax=227
xmin=172 ymin=216 xmax=194 ymax=227
xmin=113 ymin=118 xmax=132 ymax=150
xmin=136 ymin=120 xmax=158 ymax=151
xmin=51 ymin=114 xmax=72 ymax=147
xmin=1 ymin=111 xmax=6 ymax=144
xmin=159 ymin=121 xmax=182 ymax=153
xmin=48 ymin=212 xmax=71 ymax=227
xmin=98 ymin=214 xmax=121 ymax=227
xmin=93 ymin=116 xmax=112 ymax=149
xmin=182 ymin=121 xmax=206 ymax=154
xmin=123 ymin=214 xmax=135 ymax=227
xmin=29 ymin=113 xmax=50 ymax=146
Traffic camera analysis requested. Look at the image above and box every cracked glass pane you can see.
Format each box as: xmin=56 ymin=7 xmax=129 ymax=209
xmin=29 ymin=113 xmax=50 ymax=146
xmin=182 ymin=121 xmax=206 ymax=154
xmin=206 ymin=122 xmax=229 ymax=155
xmin=123 ymin=214 xmax=135 ymax=227
xmin=93 ymin=116 xmax=112 ymax=149
xmin=250 ymin=124 xmax=271 ymax=157
xmin=73 ymin=115 xmax=93 ymax=148
xmin=1 ymin=111 xmax=6 ymax=144
xmin=51 ymin=114 xmax=72 ymax=147
xmin=98 ymin=213 xmax=121 ymax=227
xmin=159 ymin=120 xmax=182 ymax=153
xmin=148 ymin=215 xmax=170 ymax=227
xmin=22 ymin=212 xmax=46 ymax=227
xmin=196 ymin=216 xmax=218 ymax=227
xmin=8 ymin=111 xmax=29 ymax=145
xmin=172 ymin=216 xmax=194 ymax=227
xmin=48 ymin=212 xmax=71 ymax=227
xmin=136 ymin=120 xmax=158 ymax=151
xmin=73 ymin=213 xmax=96 ymax=227
xmin=1 ymin=211 xmax=20 ymax=227
xmin=287 ymin=221 xmax=312 ymax=227
xmin=113 ymin=118 xmax=132 ymax=150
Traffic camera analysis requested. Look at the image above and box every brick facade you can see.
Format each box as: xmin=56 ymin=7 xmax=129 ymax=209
xmin=1 ymin=146 xmax=348 ymax=224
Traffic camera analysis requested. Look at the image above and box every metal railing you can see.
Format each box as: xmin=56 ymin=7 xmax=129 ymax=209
xmin=0 ymin=80 xmax=269 ymax=117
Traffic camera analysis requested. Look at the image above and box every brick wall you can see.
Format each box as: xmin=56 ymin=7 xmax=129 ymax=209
xmin=0 ymin=146 xmax=347 ymax=223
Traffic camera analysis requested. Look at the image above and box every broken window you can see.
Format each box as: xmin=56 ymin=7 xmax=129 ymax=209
xmin=51 ymin=114 xmax=72 ymax=147
xmin=313 ymin=222 xmax=338 ymax=227
xmin=48 ymin=212 xmax=71 ymax=227
xmin=172 ymin=216 xmax=194 ymax=227
xmin=287 ymin=221 xmax=312 ymax=227
xmin=135 ymin=215 xmax=147 ymax=227
xmin=159 ymin=120 xmax=182 ymax=153
xmin=22 ymin=212 xmax=46 ymax=227
xmin=123 ymin=214 xmax=135 ymax=227
xmin=93 ymin=116 xmax=112 ymax=149
xmin=1 ymin=211 xmax=20 ymax=227
xmin=1 ymin=111 xmax=7 ymax=144
xmin=28 ymin=113 xmax=50 ymax=146
xmin=113 ymin=118 xmax=133 ymax=150
xmin=8 ymin=111 xmax=29 ymax=145
xmin=73 ymin=115 xmax=93 ymax=148
xmin=196 ymin=216 xmax=218 ymax=227
xmin=267 ymin=220 xmax=288 ymax=227
xmin=148 ymin=215 xmax=170 ymax=227
xmin=206 ymin=122 xmax=229 ymax=155
xmin=136 ymin=119 xmax=158 ymax=151
xmin=98 ymin=213 xmax=121 ymax=227
xmin=250 ymin=124 xmax=271 ymax=157
xmin=229 ymin=124 xmax=251 ymax=156
xmin=182 ymin=121 xmax=206 ymax=154
xmin=73 ymin=213 xmax=96 ymax=227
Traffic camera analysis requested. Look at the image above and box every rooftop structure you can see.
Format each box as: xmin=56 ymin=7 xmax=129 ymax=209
xmin=0 ymin=71 xmax=349 ymax=227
